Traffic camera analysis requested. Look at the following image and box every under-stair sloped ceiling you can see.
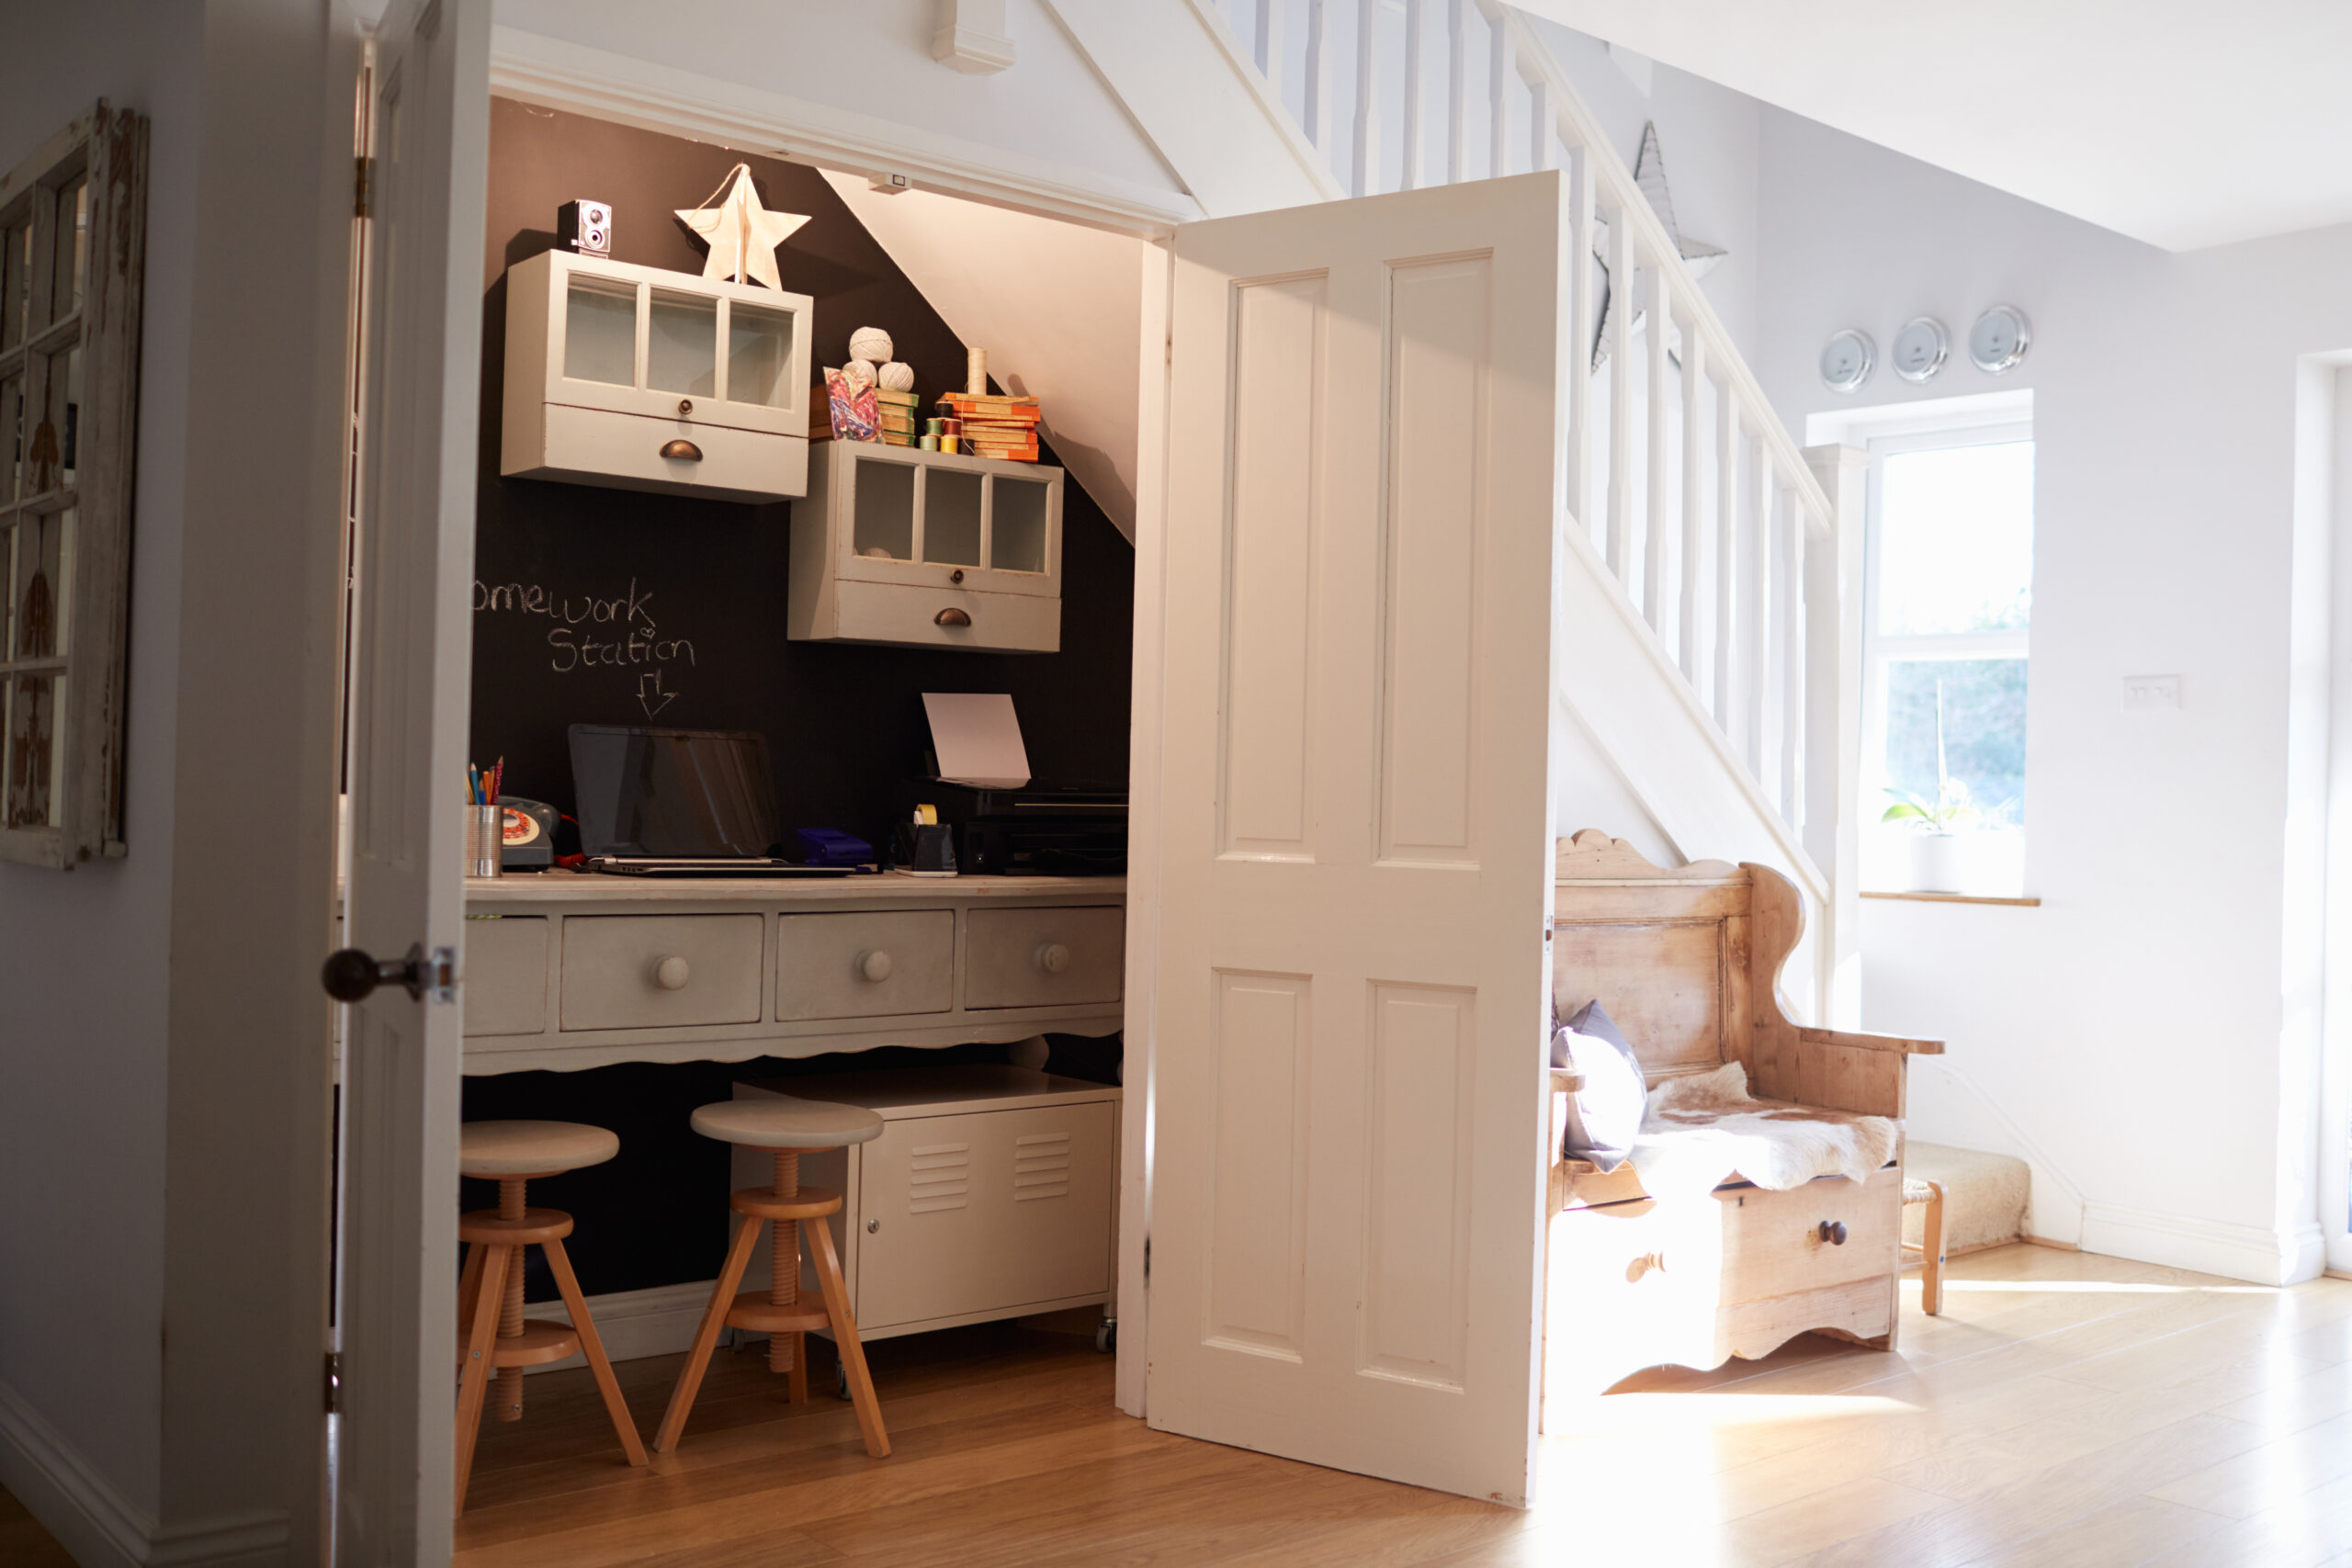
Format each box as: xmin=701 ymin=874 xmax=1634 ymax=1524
xmin=822 ymin=173 xmax=1148 ymax=543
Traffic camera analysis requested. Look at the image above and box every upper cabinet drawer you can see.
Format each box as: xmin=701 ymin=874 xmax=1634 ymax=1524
xmin=560 ymin=914 xmax=763 ymax=1031
xmin=776 ymin=909 xmax=955 ymax=1021
xmin=964 ymin=906 xmax=1125 ymax=1010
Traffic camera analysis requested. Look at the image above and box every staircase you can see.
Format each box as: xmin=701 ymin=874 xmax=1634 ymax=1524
xmin=1087 ymin=0 xmax=1865 ymax=1020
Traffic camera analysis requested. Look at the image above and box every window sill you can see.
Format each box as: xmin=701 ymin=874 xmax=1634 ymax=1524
xmin=1860 ymin=890 xmax=2041 ymax=908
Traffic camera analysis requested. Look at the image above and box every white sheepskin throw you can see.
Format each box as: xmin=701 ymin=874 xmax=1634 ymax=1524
xmin=1627 ymin=1062 xmax=1898 ymax=1201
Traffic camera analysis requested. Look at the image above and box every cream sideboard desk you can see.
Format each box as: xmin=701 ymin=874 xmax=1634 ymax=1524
xmin=459 ymin=872 xmax=1126 ymax=1074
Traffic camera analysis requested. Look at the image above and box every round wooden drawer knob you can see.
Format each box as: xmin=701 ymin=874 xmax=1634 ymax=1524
xmin=1035 ymin=942 xmax=1071 ymax=974
xmin=1626 ymin=1252 xmax=1666 ymax=1282
xmin=1818 ymin=1220 xmax=1849 ymax=1247
xmin=653 ymin=955 xmax=692 ymax=990
xmin=857 ymin=950 xmax=893 ymax=983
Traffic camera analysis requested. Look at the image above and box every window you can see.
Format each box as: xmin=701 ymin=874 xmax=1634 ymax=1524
xmin=0 ymin=103 xmax=147 ymax=867
xmin=1861 ymin=421 xmax=2034 ymax=894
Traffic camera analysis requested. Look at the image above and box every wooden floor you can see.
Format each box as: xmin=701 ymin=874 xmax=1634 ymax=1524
xmin=447 ymin=1246 xmax=2345 ymax=1565
xmin=1 ymin=1484 xmax=77 ymax=1567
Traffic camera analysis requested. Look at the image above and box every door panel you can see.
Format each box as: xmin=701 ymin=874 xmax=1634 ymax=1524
xmin=1148 ymin=173 xmax=1564 ymax=1506
xmin=334 ymin=0 xmax=490 ymax=1555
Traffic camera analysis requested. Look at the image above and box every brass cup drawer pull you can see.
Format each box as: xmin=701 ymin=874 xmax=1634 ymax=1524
xmin=934 ymin=607 xmax=972 ymax=627
xmin=660 ymin=438 xmax=704 ymax=461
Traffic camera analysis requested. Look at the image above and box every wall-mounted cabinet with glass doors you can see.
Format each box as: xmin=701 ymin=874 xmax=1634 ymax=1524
xmin=788 ymin=441 xmax=1063 ymax=652
xmin=502 ymin=248 xmax=813 ymax=502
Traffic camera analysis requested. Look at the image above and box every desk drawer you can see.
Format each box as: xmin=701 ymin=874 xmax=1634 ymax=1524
xmin=464 ymin=917 xmax=548 ymax=1037
xmin=560 ymin=915 xmax=763 ymax=1031
xmin=776 ymin=910 xmax=954 ymax=1021
xmin=964 ymin=906 xmax=1124 ymax=1010
xmin=1718 ymin=1167 xmax=1901 ymax=1303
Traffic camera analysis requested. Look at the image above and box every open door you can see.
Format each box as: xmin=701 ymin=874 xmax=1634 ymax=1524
xmin=1146 ymin=172 xmax=1566 ymax=1504
xmin=330 ymin=0 xmax=490 ymax=1554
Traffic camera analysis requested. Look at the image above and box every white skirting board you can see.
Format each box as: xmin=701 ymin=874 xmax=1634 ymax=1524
xmin=2077 ymin=1205 xmax=2328 ymax=1287
xmin=0 ymin=1376 xmax=288 ymax=1568
xmin=518 ymin=1279 xmax=718 ymax=1374
xmin=516 ymin=1280 xmax=1113 ymax=1374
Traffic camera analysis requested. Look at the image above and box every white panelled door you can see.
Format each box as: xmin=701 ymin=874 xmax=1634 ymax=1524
xmin=1147 ymin=172 xmax=1566 ymax=1505
xmin=334 ymin=0 xmax=489 ymax=1556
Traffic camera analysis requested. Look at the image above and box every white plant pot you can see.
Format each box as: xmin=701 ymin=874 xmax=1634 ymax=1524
xmin=1908 ymin=832 xmax=1966 ymax=893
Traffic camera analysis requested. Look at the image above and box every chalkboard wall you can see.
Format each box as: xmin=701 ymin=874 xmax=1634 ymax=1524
xmin=470 ymin=98 xmax=1133 ymax=846
xmin=459 ymin=103 xmax=1132 ymax=1301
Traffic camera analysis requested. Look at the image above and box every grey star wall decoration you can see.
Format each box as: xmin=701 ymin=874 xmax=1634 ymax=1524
xmin=1592 ymin=121 xmax=1726 ymax=372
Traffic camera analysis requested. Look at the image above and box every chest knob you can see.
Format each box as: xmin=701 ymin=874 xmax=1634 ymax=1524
xmin=653 ymin=955 xmax=692 ymax=991
xmin=1035 ymin=942 xmax=1071 ymax=975
xmin=1818 ymin=1220 xmax=1849 ymax=1247
xmin=857 ymin=949 xmax=893 ymax=983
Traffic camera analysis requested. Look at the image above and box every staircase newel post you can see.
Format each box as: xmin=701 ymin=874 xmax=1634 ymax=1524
xmin=1804 ymin=443 xmax=1867 ymax=1030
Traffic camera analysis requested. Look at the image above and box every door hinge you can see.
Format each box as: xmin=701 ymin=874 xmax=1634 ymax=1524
xmin=323 ymin=1350 xmax=343 ymax=1414
xmin=354 ymin=154 xmax=374 ymax=220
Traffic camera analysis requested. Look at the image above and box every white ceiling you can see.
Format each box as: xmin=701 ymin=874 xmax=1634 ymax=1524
xmin=1519 ymin=0 xmax=2352 ymax=251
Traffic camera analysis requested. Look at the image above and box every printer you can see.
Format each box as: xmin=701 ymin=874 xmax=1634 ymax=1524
xmin=903 ymin=694 xmax=1126 ymax=876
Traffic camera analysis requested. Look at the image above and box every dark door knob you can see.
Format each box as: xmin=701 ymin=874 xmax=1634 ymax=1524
xmin=322 ymin=943 xmax=429 ymax=1002
xmin=1818 ymin=1220 xmax=1849 ymax=1247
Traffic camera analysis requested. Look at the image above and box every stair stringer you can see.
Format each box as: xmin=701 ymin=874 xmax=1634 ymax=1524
xmin=1554 ymin=513 xmax=1835 ymax=1022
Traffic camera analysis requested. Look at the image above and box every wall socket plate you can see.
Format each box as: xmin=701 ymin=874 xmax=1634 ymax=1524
xmin=2121 ymin=673 xmax=2182 ymax=711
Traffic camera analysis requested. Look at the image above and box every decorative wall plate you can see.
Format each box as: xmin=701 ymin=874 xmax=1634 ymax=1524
xmin=1892 ymin=315 xmax=1949 ymax=383
xmin=1820 ymin=328 xmax=1876 ymax=393
xmin=1969 ymin=304 xmax=2031 ymax=374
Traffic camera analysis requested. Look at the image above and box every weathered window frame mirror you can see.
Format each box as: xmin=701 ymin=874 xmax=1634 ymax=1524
xmin=0 ymin=101 xmax=147 ymax=867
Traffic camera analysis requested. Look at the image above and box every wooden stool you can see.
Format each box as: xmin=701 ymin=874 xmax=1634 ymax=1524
xmin=456 ymin=1121 xmax=647 ymax=1512
xmin=655 ymin=1096 xmax=890 ymax=1458
xmin=1903 ymin=1177 xmax=1947 ymax=1315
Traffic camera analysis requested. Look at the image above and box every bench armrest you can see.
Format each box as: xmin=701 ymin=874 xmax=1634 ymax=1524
xmin=1798 ymin=1026 xmax=1943 ymax=1056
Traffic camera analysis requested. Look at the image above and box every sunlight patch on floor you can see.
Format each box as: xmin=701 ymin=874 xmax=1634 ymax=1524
xmin=1941 ymin=1280 xmax=2272 ymax=1295
xmin=1545 ymin=1391 xmax=1921 ymax=1438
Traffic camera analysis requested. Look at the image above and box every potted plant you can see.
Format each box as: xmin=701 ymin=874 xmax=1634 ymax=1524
xmin=1882 ymin=678 xmax=1993 ymax=893
xmin=1883 ymin=775 xmax=1981 ymax=892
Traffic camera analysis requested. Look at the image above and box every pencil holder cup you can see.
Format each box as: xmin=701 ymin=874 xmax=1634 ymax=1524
xmin=466 ymin=803 xmax=503 ymax=879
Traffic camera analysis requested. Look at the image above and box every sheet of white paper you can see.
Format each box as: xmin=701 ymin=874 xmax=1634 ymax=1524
xmin=923 ymin=693 xmax=1032 ymax=789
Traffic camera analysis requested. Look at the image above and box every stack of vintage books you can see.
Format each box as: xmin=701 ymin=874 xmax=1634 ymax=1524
xmin=935 ymin=392 xmax=1041 ymax=462
xmin=876 ymin=387 xmax=921 ymax=447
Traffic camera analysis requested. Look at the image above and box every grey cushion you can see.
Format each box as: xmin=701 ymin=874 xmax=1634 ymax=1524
xmin=1553 ymin=999 xmax=1645 ymax=1174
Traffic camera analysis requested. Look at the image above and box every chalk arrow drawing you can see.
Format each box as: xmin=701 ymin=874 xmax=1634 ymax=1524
xmin=638 ymin=670 xmax=677 ymax=718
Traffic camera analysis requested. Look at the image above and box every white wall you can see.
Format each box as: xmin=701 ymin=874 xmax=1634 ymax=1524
xmin=0 ymin=0 xmax=200 ymax=1527
xmin=1754 ymin=109 xmax=2352 ymax=1283
xmin=0 ymin=2 xmax=349 ymax=1561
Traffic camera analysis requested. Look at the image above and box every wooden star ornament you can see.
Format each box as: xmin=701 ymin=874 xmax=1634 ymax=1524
xmin=674 ymin=164 xmax=808 ymax=291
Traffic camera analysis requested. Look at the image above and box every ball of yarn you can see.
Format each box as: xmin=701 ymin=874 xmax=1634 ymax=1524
xmin=848 ymin=325 xmax=895 ymax=366
xmin=840 ymin=359 xmax=876 ymax=392
xmin=877 ymin=361 xmax=915 ymax=393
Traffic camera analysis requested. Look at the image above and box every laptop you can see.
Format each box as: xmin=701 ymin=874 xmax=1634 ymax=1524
xmin=568 ymin=724 xmax=858 ymax=878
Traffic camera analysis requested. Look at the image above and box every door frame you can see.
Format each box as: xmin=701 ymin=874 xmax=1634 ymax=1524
xmin=345 ymin=33 xmax=1188 ymax=1448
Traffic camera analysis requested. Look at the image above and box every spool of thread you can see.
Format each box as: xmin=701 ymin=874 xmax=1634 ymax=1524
xmin=924 ymin=417 xmax=945 ymax=436
xmin=966 ymin=347 xmax=988 ymax=396
xmin=942 ymin=434 xmax=960 ymax=454
xmin=919 ymin=434 xmax=940 ymax=451
xmin=942 ymin=417 xmax=963 ymax=436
